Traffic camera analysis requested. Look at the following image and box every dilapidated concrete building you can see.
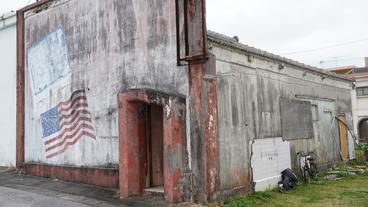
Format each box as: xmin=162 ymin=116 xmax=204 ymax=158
xmin=16 ymin=0 xmax=354 ymax=204
xmin=207 ymin=31 xmax=354 ymax=192
xmin=0 ymin=12 xmax=17 ymax=167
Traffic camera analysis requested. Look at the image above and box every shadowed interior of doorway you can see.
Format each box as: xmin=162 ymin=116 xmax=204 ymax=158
xmin=144 ymin=105 xmax=165 ymax=196
xmin=359 ymin=119 xmax=368 ymax=143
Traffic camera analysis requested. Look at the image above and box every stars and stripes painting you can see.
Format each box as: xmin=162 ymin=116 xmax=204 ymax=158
xmin=41 ymin=89 xmax=96 ymax=159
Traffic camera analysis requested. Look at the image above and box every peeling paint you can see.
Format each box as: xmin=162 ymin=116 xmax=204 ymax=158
xmin=23 ymin=0 xmax=189 ymax=167
xmin=165 ymin=99 xmax=172 ymax=119
xmin=212 ymin=39 xmax=352 ymax=194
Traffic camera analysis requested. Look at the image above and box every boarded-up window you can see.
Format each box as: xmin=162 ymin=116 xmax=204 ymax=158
xmin=281 ymin=99 xmax=314 ymax=140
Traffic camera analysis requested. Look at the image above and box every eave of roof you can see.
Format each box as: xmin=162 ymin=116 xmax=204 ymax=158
xmin=0 ymin=11 xmax=16 ymax=31
xmin=207 ymin=31 xmax=353 ymax=83
xmin=326 ymin=65 xmax=356 ymax=72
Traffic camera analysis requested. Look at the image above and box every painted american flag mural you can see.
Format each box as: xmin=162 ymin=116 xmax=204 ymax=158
xmin=41 ymin=89 xmax=96 ymax=159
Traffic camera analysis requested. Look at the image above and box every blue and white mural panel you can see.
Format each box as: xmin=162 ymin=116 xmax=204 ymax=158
xmin=27 ymin=28 xmax=71 ymax=96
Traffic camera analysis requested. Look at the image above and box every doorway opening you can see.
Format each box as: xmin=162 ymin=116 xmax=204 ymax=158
xmin=118 ymin=89 xmax=188 ymax=203
xmin=145 ymin=105 xmax=164 ymax=194
xmin=359 ymin=119 xmax=368 ymax=143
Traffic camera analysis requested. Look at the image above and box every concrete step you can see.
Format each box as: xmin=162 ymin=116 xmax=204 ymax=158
xmin=143 ymin=186 xmax=165 ymax=199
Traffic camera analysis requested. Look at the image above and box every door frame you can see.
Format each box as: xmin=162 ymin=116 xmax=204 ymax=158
xmin=118 ymin=89 xmax=188 ymax=203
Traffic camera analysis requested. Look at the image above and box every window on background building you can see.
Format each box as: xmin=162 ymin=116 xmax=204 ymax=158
xmin=357 ymin=87 xmax=368 ymax=96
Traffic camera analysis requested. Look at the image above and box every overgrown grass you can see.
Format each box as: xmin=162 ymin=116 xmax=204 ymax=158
xmin=217 ymin=150 xmax=368 ymax=207
xmin=222 ymin=191 xmax=274 ymax=207
xmin=220 ymin=173 xmax=368 ymax=207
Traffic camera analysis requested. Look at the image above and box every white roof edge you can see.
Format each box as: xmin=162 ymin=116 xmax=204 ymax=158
xmin=1 ymin=11 xmax=16 ymax=20
xmin=0 ymin=11 xmax=16 ymax=30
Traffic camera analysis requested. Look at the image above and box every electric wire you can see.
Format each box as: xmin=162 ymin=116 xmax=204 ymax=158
xmin=281 ymin=38 xmax=368 ymax=55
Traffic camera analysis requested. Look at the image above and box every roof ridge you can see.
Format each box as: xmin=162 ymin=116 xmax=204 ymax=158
xmin=207 ymin=30 xmax=352 ymax=82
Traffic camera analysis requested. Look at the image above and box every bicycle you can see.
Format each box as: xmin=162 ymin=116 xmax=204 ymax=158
xmin=297 ymin=151 xmax=317 ymax=183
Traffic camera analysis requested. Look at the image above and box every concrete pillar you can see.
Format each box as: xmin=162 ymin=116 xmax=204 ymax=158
xmin=118 ymin=99 xmax=148 ymax=197
xmin=188 ymin=54 xmax=220 ymax=203
xmin=163 ymin=100 xmax=187 ymax=202
xmin=184 ymin=0 xmax=221 ymax=202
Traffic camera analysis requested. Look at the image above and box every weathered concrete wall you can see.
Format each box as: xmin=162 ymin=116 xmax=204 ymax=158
xmin=352 ymin=76 xmax=368 ymax=136
xmin=24 ymin=0 xmax=188 ymax=167
xmin=208 ymin=35 xmax=352 ymax=193
xmin=0 ymin=12 xmax=16 ymax=167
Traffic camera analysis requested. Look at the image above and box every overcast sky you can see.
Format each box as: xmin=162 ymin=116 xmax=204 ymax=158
xmin=0 ymin=0 xmax=33 ymax=14
xmin=2 ymin=0 xmax=367 ymax=68
xmin=207 ymin=0 xmax=368 ymax=68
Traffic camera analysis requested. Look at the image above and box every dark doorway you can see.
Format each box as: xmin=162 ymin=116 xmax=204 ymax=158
xmin=359 ymin=119 xmax=368 ymax=143
xmin=119 ymin=89 xmax=188 ymax=202
xmin=147 ymin=105 xmax=164 ymax=190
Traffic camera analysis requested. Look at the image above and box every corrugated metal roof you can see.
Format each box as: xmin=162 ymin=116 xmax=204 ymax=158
xmin=207 ymin=31 xmax=353 ymax=82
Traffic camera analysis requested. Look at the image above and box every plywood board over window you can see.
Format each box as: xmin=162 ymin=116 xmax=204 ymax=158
xmin=281 ymin=99 xmax=314 ymax=140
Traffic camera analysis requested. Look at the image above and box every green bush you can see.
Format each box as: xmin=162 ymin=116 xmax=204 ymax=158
xmin=356 ymin=143 xmax=368 ymax=151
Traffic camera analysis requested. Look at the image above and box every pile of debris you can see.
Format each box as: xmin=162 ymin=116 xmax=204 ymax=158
xmin=323 ymin=165 xmax=367 ymax=181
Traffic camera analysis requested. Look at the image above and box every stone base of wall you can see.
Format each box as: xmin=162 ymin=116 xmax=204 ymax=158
xmin=23 ymin=163 xmax=119 ymax=188
xmin=217 ymin=184 xmax=253 ymax=201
